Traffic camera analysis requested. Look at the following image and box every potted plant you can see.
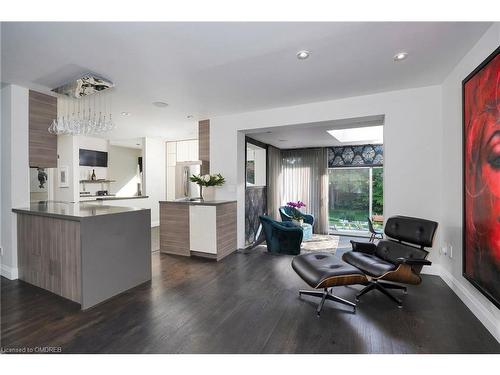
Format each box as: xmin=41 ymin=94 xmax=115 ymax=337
xmin=189 ymin=173 xmax=225 ymax=201
xmin=286 ymin=201 xmax=306 ymax=225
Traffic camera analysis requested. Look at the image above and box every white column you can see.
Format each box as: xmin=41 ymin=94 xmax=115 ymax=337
xmin=1 ymin=84 xmax=30 ymax=280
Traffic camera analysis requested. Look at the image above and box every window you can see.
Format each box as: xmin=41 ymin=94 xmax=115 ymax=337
xmin=328 ymin=166 xmax=383 ymax=235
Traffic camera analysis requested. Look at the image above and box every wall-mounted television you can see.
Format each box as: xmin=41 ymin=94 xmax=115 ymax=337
xmin=79 ymin=149 xmax=108 ymax=167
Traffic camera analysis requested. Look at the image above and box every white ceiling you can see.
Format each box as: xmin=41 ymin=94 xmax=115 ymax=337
xmin=1 ymin=22 xmax=491 ymax=141
xmin=247 ymin=115 xmax=385 ymax=148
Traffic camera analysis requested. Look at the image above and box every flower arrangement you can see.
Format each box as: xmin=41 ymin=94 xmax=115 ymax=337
xmin=286 ymin=201 xmax=306 ymax=222
xmin=189 ymin=173 xmax=225 ymax=200
xmin=287 ymin=201 xmax=306 ymax=209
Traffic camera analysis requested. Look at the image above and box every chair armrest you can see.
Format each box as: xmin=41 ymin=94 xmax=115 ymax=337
xmin=273 ymin=221 xmax=303 ymax=232
xmin=395 ymin=257 xmax=432 ymax=266
xmin=350 ymin=240 xmax=377 ymax=254
xmin=302 ymin=214 xmax=314 ymax=225
xmin=278 ymin=221 xmax=300 ymax=229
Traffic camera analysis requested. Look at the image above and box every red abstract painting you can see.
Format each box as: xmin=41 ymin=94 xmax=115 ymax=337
xmin=463 ymin=47 xmax=500 ymax=309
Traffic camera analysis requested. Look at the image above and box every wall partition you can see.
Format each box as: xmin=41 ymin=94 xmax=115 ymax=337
xmin=245 ymin=138 xmax=268 ymax=246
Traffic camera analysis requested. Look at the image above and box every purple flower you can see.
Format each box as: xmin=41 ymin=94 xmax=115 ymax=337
xmin=287 ymin=201 xmax=306 ymax=209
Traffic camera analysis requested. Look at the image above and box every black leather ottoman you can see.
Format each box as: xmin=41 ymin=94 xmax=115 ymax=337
xmin=292 ymin=252 xmax=368 ymax=315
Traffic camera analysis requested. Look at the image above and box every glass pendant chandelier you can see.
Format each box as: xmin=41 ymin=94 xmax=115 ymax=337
xmin=49 ymin=74 xmax=116 ymax=136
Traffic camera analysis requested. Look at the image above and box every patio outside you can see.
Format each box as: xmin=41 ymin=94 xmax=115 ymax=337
xmin=329 ymin=167 xmax=383 ymax=235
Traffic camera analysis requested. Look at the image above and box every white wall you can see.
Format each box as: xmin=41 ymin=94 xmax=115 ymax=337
xmin=210 ymin=85 xmax=443 ymax=255
xmin=53 ymin=135 xmax=79 ymax=202
xmin=108 ymin=145 xmax=142 ymax=196
xmin=166 ymin=141 xmax=177 ymax=200
xmin=439 ymin=23 xmax=500 ymax=342
xmin=143 ymin=137 xmax=166 ymax=226
xmin=246 ymin=145 xmax=266 ymax=186
xmin=78 ymin=136 xmax=109 ymax=193
xmin=100 ymin=137 xmax=165 ymax=226
xmin=0 ymin=84 xmax=30 ymax=280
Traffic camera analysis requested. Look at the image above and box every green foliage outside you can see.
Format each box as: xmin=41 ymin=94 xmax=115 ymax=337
xmin=328 ymin=167 xmax=383 ymax=231
xmin=372 ymin=167 xmax=383 ymax=215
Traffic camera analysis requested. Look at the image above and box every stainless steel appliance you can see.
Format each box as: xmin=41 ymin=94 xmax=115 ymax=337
xmin=175 ymin=161 xmax=202 ymax=200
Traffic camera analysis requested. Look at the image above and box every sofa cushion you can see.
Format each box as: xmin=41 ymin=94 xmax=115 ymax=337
xmin=342 ymin=251 xmax=396 ymax=277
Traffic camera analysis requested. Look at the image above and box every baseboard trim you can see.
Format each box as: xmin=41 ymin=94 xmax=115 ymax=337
xmin=434 ymin=265 xmax=500 ymax=343
xmin=1 ymin=264 xmax=19 ymax=280
xmin=420 ymin=264 xmax=441 ymax=276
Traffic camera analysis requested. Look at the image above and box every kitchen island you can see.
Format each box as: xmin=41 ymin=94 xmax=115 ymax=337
xmin=159 ymin=200 xmax=237 ymax=261
xmin=13 ymin=201 xmax=151 ymax=309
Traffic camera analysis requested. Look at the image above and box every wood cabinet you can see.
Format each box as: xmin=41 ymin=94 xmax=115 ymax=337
xmin=198 ymin=120 xmax=210 ymax=174
xmin=17 ymin=214 xmax=81 ymax=303
xmin=29 ymin=90 xmax=57 ymax=168
xmin=15 ymin=205 xmax=151 ymax=309
xmin=160 ymin=200 xmax=237 ymax=261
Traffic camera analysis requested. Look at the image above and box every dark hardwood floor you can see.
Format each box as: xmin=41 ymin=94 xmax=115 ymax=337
xmin=1 ymin=239 xmax=499 ymax=354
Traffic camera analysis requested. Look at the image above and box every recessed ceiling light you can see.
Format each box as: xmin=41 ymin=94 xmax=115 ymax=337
xmin=153 ymin=101 xmax=169 ymax=108
xmin=327 ymin=125 xmax=384 ymax=143
xmin=393 ymin=51 xmax=408 ymax=62
xmin=187 ymin=115 xmax=194 ymax=119
xmin=265 ymin=131 xmax=272 ymax=134
xmin=121 ymin=112 xmax=131 ymax=116
xmin=296 ymin=50 xmax=310 ymax=60
xmin=279 ymin=139 xmax=287 ymax=142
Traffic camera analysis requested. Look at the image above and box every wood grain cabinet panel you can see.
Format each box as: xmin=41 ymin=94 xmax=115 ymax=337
xmin=29 ymin=90 xmax=57 ymax=168
xmin=216 ymin=202 xmax=237 ymax=261
xmin=16 ymin=214 xmax=81 ymax=303
xmin=160 ymin=203 xmax=190 ymax=256
xmin=198 ymin=120 xmax=210 ymax=174
xmin=160 ymin=201 xmax=237 ymax=261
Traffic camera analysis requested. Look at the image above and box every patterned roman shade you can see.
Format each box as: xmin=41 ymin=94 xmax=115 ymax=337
xmin=328 ymin=144 xmax=383 ymax=167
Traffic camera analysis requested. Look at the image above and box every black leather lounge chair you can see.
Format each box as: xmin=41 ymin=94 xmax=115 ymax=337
xmin=342 ymin=215 xmax=438 ymax=307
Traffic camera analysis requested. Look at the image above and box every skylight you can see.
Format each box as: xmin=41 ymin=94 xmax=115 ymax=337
xmin=327 ymin=125 xmax=383 ymax=143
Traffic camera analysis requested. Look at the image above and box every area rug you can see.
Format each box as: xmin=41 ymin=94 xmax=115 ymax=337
xmin=301 ymin=234 xmax=339 ymax=254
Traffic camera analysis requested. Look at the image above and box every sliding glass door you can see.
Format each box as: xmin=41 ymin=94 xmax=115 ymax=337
xmin=328 ymin=166 xmax=383 ymax=235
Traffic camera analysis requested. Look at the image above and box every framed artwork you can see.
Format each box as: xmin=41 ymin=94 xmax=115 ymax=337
xmin=463 ymin=46 xmax=500 ymax=309
xmin=58 ymin=166 xmax=69 ymax=188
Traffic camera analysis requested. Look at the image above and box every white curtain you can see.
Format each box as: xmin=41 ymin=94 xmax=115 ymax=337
xmin=318 ymin=148 xmax=329 ymax=234
xmin=267 ymin=145 xmax=282 ymax=220
xmin=281 ymin=148 xmax=329 ymax=234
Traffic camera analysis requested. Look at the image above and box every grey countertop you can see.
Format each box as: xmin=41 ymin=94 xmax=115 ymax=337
xmin=79 ymin=195 xmax=149 ymax=202
xmin=159 ymin=199 xmax=236 ymax=206
xmin=13 ymin=201 xmax=149 ymax=221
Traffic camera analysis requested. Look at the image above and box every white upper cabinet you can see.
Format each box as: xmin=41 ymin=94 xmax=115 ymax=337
xmin=188 ymin=139 xmax=199 ymax=161
xmin=176 ymin=140 xmax=198 ymax=162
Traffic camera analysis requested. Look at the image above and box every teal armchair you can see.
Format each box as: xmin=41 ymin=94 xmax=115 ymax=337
xmin=279 ymin=206 xmax=315 ymax=227
xmin=259 ymin=216 xmax=303 ymax=255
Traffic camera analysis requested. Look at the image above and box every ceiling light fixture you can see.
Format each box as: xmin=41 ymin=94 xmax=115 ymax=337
xmin=121 ymin=112 xmax=131 ymax=116
xmin=49 ymin=74 xmax=116 ymax=135
xmin=296 ymin=50 xmax=310 ymax=60
xmin=153 ymin=101 xmax=168 ymax=108
xmin=393 ymin=51 xmax=408 ymax=62
xmin=187 ymin=115 xmax=194 ymax=119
